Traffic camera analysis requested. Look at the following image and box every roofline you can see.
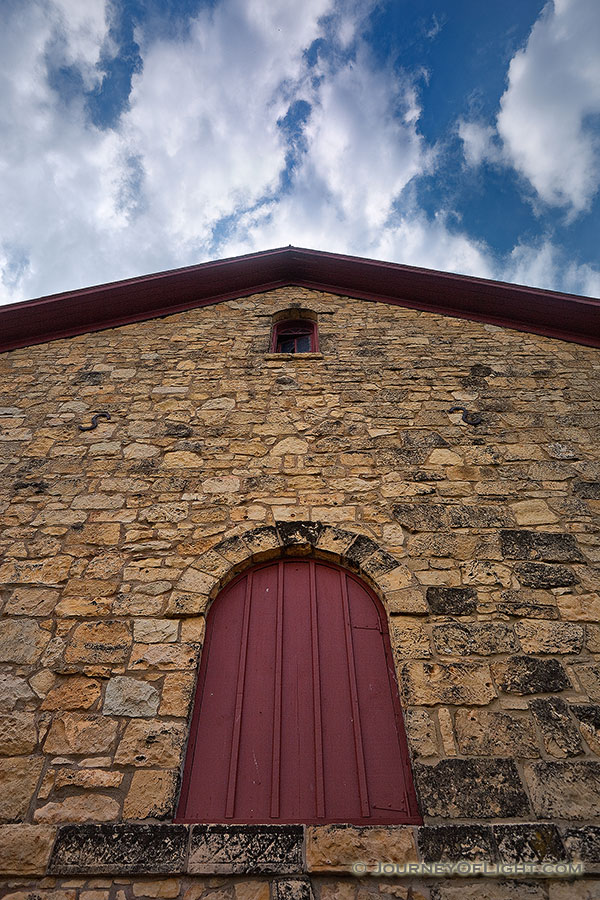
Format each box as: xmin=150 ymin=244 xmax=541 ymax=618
xmin=0 ymin=245 xmax=599 ymax=352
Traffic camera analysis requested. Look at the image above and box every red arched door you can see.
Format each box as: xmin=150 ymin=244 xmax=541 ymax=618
xmin=176 ymin=558 xmax=421 ymax=824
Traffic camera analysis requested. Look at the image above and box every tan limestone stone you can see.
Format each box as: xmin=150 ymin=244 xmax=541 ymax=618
xmin=133 ymin=619 xmax=179 ymax=643
xmin=64 ymin=621 xmax=132 ymax=665
xmin=41 ymin=676 xmax=102 ymax=710
xmin=0 ymin=824 xmax=56 ymax=874
xmin=270 ymin=437 xmax=309 ymax=455
xmin=159 ymin=672 xmax=195 ymax=717
xmin=132 ymin=881 xmax=182 ymax=899
xmin=103 ymin=676 xmax=160 ymax=717
xmin=0 ymin=618 xmax=51 ymax=664
xmin=387 ymin=589 xmax=428 ymax=615
xmin=510 ymin=499 xmax=559 ymax=525
xmin=454 ymin=708 xmax=539 ymax=757
xmin=128 ymin=642 xmax=199 ymax=670
xmin=233 ymin=884 xmax=270 ymax=900
xmin=43 ymin=713 xmax=118 ymax=756
xmin=54 ymin=769 xmax=122 ymax=789
xmin=123 ymin=769 xmax=177 ymax=819
xmin=405 ymin=708 xmax=438 ymax=757
xmin=115 ymin=720 xmax=186 ymax=766
xmin=400 ymin=661 xmax=496 ymax=706
xmin=34 ymin=794 xmax=120 ymax=823
xmin=389 ymin=618 xmax=431 ymax=659
xmin=0 ymin=713 xmax=37 ymax=755
xmin=0 ymin=757 xmax=43 ymax=822
xmin=557 ymin=593 xmax=600 ymax=622
xmin=4 ymin=588 xmax=58 ymax=616
xmin=306 ymin=825 xmax=418 ymax=872
xmin=0 ymin=556 xmax=72 ymax=586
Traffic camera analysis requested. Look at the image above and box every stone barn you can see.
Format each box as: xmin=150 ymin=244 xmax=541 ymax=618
xmin=1 ymin=246 xmax=600 ymax=900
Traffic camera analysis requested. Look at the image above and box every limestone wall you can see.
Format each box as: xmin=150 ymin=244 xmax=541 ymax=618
xmin=1 ymin=286 xmax=600 ymax=896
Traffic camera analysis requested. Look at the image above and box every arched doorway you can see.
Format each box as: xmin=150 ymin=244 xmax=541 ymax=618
xmin=176 ymin=558 xmax=421 ymax=824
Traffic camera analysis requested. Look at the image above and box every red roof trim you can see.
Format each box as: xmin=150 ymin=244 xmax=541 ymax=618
xmin=1 ymin=246 xmax=599 ymax=351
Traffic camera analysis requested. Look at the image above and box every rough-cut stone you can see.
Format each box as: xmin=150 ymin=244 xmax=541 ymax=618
xmin=492 ymin=656 xmax=571 ymax=695
xmin=271 ymin=879 xmax=311 ymax=900
xmin=129 ymin=642 xmax=199 ymax=670
xmin=426 ymin=586 xmax=477 ymax=615
xmin=530 ymin=697 xmax=583 ymax=757
xmin=49 ymin=823 xmax=188 ymax=873
xmin=54 ymin=769 xmax=122 ymax=790
xmin=524 ymin=761 xmax=600 ymax=818
xmin=115 ymin=720 xmax=186 ymax=767
xmin=0 ymin=555 xmax=72 ymax=586
xmin=0 ymin=618 xmax=51 ymax=663
xmin=189 ymin=825 xmax=303 ymax=874
xmin=103 ymin=676 xmax=160 ymax=717
xmin=41 ymin=676 xmax=102 ymax=710
xmin=123 ymin=770 xmax=177 ymax=819
xmin=389 ymin=618 xmax=431 ymax=659
xmin=500 ymin=530 xmax=583 ymax=562
xmin=34 ymin=794 xmax=120 ymax=824
xmin=493 ymin=824 xmax=566 ymax=863
xmin=401 ymin=661 xmax=496 ymax=706
xmin=0 ymin=757 xmax=44 ymax=822
xmin=510 ymin=499 xmax=559 ymax=525
xmin=515 ymin=562 xmax=578 ymax=589
xmin=417 ymin=825 xmax=496 ymax=861
xmin=415 ymin=759 xmax=530 ymax=818
xmin=132 ymin=879 xmax=182 ymax=898
xmin=562 ymin=825 xmax=600 ymax=863
xmin=431 ymin=884 xmax=547 ymax=900
xmin=4 ymin=587 xmax=59 ymax=616
xmin=575 ymin=665 xmax=600 ymax=702
xmin=557 ymin=593 xmax=600 ymax=622
xmin=133 ymin=619 xmax=179 ymax=643
xmin=159 ymin=672 xmax=195 ymax=717
xmin=64 ymin=621 xmax=132 ymax=665
xmin=43 ymin=713 xmax=118 ymax=756
xmin=405 ymin=708 xmax=438 ymax=757
xmin=0 ymin=713 xmax=37 ymax=755
xmin=0 ymin=674 xmax=34 ymax=711
xmin=571 ymin=705 xmax=600 ymax=754
xmin=0 ymin=824 xmax=56 ymax=874
xmin=433 ymin=622 xmax=518 ymax=656
xmin=454 ymin=709 xmax=539 ymax=757
xmin=306 ymin=825 xmax=417 ymax=872
xmin=515 ymin=620 xmax=584 ymax=654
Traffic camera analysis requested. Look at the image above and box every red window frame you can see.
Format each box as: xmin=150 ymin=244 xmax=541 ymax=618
xmin=271 ymin=319 xmax=318 ymax=353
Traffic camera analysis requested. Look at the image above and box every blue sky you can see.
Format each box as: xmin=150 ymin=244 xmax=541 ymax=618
xmin=1 ymin=0 xmax=599 ymax=305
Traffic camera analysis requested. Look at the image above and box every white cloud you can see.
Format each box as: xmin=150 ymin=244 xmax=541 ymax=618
xmin=496 ymin=0 xmax=600 ymax=215
xmin=457 ymin=120 xmax=503 ymax=168
xmin=503 ymin=239 xmax=600 ymax=296
xmin=0 ymin=0 xmax=598 ymax=307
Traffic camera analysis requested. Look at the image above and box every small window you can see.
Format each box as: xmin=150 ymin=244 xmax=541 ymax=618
xmin=271 ymin=319 xmax=318 ymax=354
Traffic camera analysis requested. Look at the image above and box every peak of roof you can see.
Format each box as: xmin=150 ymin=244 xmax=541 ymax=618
xmin=1 ymin=246 xmax=599 ymax=352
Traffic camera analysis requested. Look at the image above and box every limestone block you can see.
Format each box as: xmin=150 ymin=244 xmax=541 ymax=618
xmin=43 ymin=713 xmax=118 ymax=756
xmin=129 ymin=643 xmax=199 ymax=670
xmin=159 ymin=672 xmax=195 ymax=717
xmin=516 ymin=562 xmax=578 ymax=589
xmin=510 ymin=499 xmax=559 ymax=525
xmin=306 ymin=825 xmax=417 ymax=871
xmin=41 ymin=676 xmax=102 ymax=710
xmin=575 ymin=665 xmax=600 ymax=702
xmin=4 ymin=588 xmax=59 ymax=616
xmin=103 ymin=676 xmax=160 ymax=717
xmin=416 ymin=758 xmax=530 ymax=818
xmin=64 ymin=621 xmax=132 ymax=665
xmin=557 ymin=593 xmax=600 ymax=622
xmin=123 ymin=770 xmax=177 ymax=819
xmin=405 ymin=708 xmax=438 ymax=757
xmin=0 ymin=674 xmax=34 ymax=711
xmin=401 ymin=661 xmax=496 ymax=706
xmin=524 ymin=761 xmax=600 ymax=818
xmin=0 ymin=556 xmax=72 ymax=586
xmin=454 ymin=709 xmax=539 ymax=757
xmin=0 ymin=618 xmax=51 ymax=664
xmin=0 ymin=824 xmax=56 ymax=874
xmin=0 ymin=757 xmax=44 ymax=822
xmin=134 ymin=619 xmax=179 ymax=643
xmin=433 ymin=622 xmax=518 ymax=656
xmin=0 ymin=713 xmax=37 ymax=755
xmin=426 ymin=586 xmax=476 ymax=615
xmin=492 ymin=656 xmax=571 ymax=695
xmin=530 ymin=697 xmax=583 ymax=757
xmin=34 ymin=794 xmax=120 ymax=824
xmin=115 ymin=720 xmax=186 ymax=766
xmin=515 ymin=619 xmax=584 ymax=654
